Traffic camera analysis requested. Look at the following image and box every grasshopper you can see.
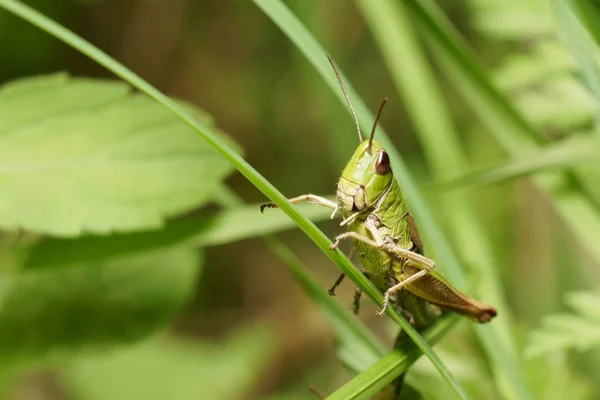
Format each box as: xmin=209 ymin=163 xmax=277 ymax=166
xmin=262 ymin=54 xmax=496 ymax=329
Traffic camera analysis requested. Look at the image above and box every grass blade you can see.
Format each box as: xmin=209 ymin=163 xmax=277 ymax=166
xmin=356 ymin=1 xmax=529 ymax=398
xmin=430 ymin=135 xmax=600 ymax=191
xmin=569 ymin=1 xmax=600 ymax=49
xmin=327 ymin=315 xmax=458 ymax=400
xmin=406 ymin=0 xmax=600 ymax=314
xmin=406 ymin=0 xmax=544 ymax=153
xmin=213 ymin=188 xmax=388 ymax=372
xmin=252 ymin=0 xmax=509 ymax=398
xmin=0 ymin=0 xmax=468 ymax=397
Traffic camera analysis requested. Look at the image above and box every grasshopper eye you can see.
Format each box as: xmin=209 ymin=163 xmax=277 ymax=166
xmin=375 ymin=150 xmax=390 ymax=175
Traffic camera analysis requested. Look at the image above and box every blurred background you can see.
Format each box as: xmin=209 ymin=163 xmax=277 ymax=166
xmin=1 ymin=0 xmax=600 ymax=399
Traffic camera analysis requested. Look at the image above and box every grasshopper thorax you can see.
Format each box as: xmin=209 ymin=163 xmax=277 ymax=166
xmin=337 ymin=139 xmax=394 ymax=216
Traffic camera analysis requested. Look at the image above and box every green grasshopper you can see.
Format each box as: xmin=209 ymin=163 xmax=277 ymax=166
xmin=262 ymin=54 xmax=496 ymax=329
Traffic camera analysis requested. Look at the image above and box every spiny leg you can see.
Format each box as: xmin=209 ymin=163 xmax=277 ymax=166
xmin=260 ymin=194 xmax=336 ymax=213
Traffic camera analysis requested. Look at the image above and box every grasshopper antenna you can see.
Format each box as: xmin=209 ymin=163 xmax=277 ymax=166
xmin=368 ymin=97 xmax=388 ymax=152
xmin=326 ymin=53 xmax=362 ymax=143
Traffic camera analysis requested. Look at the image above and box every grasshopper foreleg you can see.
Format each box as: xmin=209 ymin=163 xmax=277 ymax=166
xmin=260 ymin=194 xmax=337 ymax=213
xmin=330 ymin=231 xmax=380 ymax=250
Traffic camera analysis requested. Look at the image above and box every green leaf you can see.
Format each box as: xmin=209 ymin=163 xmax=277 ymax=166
xmin=0 ymin=246 xmax=200 ymax=362
xmin=0 ymin=74 xmax=236 ymax=236
xmin=62 ymin=325 xmax=275 ymax=400
xmin=23 ymin=199 xmax=333 ymax=270
xmin=525 ymin=291 xmax=600 ymax=358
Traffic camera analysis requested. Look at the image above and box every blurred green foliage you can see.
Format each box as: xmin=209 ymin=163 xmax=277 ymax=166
xmin=1 ymin=0 xmax=600 ymax=399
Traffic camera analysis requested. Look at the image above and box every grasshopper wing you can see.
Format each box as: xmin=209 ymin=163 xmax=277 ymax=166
xmin=402 ymin=264 xmax=497 ymax=323
xmin=406 ymin=213 xmax=424 ymax=255
xmin=404 ymin=213 xmax=496 ymax=322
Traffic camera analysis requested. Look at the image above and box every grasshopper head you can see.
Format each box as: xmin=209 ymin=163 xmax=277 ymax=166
xmin=337 ymin=139 xmax=393 ymax=215
xmin=325 ymin=54 xmax=391 ymax=216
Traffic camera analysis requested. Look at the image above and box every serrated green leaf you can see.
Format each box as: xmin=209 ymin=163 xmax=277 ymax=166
xmin=0 ymin=74 xmax=236 ymax=236
xmin=493 ymin=45 xmax=575 ymax=91
xmin=471 ymin=0 xmax=555 ymax=39
xmin=564 ymin=291 xmax=600 ymax=319
xmin=551 ymin=0 xmax=600 ymax=126
xmin=22 ymin=199 xmax=333 ymax=270
xmin=62 ymin=326 xmax=275 ymax=400
xmin=516 ymin=77 xmax=595 ymax=130
xmin=525 ymin=291 xmax=600 ymax=358
xmin=0 ymin=246 xmax=200 ymax=362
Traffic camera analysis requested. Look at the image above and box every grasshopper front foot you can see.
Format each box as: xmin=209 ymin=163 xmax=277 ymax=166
xmin=375 ymin=295 xmax=390 ymax=317
xmin=260 ymin=202 xmax=277 ymax=213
